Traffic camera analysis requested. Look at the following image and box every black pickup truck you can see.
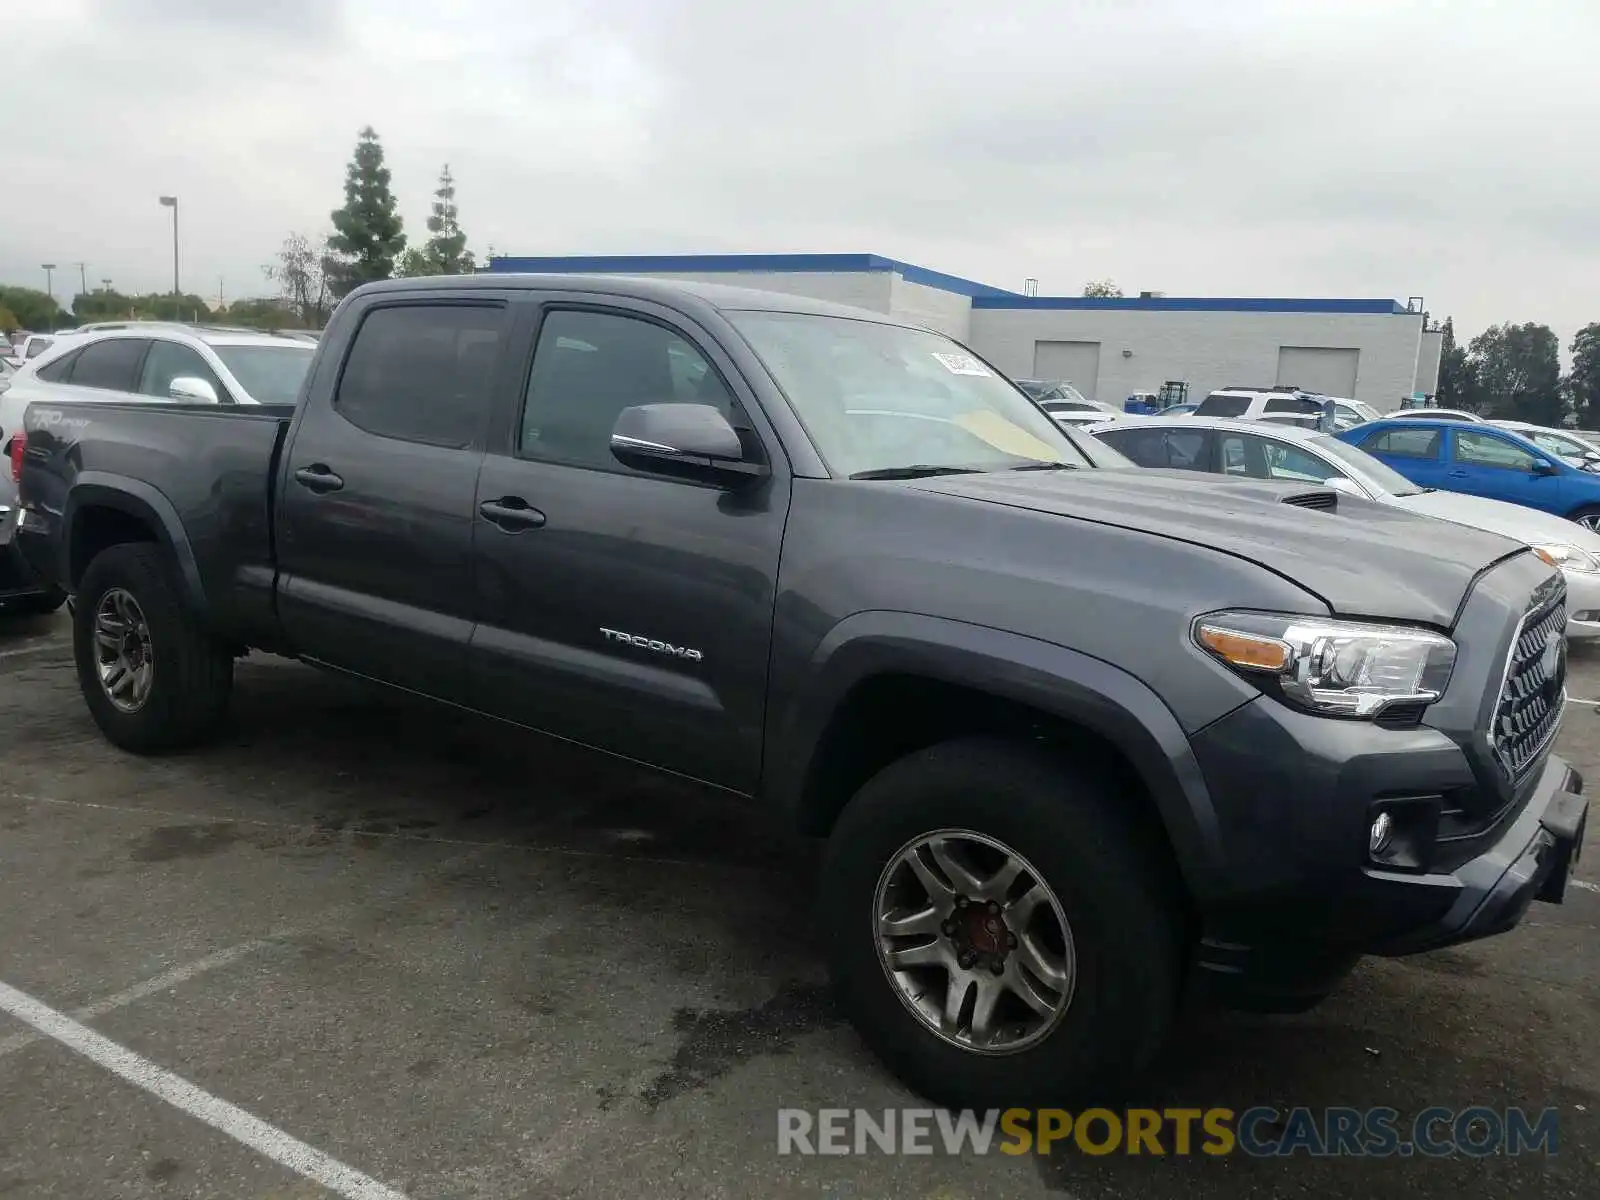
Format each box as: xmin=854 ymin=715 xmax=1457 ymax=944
xmin=13 ymin=275 xmax=1589 ymax=1107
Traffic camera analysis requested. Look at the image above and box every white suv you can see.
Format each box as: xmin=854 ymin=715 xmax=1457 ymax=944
xmin=0 ymin=324 xmax=316 ymax=455
xmin=1193 ymin=386 xmax=1378 ymax=431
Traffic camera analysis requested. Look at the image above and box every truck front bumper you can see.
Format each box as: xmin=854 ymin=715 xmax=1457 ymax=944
xmin=1364 ymin=753 xmax=1586 ymax=954
xmin=1186 ymin=692 xmax=1588 ymax=1007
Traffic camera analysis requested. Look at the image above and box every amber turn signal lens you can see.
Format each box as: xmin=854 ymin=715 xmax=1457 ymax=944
xmin=1533 ymin=546 xmax=1558 ymax=568
xmin=1196 ymin=625 xmax=1292 ymax=671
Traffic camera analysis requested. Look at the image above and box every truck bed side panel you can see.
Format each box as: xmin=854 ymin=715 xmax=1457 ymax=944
xmin=19 ymin=402 xmax=293 ymax=646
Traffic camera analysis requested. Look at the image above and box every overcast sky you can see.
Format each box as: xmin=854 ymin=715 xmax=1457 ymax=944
xmin=5 ymin=0 xmax=1597 ymax=348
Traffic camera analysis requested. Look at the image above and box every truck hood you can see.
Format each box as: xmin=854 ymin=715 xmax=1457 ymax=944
xmin=906 ymin=468 xmax=1532 ymax=628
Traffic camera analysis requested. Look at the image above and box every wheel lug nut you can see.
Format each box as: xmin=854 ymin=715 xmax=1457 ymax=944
xmin=986 ymin=900 xmax=1001 ymax=913
xmin=1006 ymin=932 xmax=1018 ymax=949
xmin=990 ymin=961 xmax=1005 ymax=976
xmin=958 ymin=950 xmax=977 ymax=969
xmin=941 ymin=921 xmax=956 ymax=936
xmin=955 ymin=896 xmax=968 ymax=909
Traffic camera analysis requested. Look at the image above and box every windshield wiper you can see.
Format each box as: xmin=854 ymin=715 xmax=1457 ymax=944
xmin=849 ymin=465 xmax=983 ymax=480
xmin=1007 ymin=462 xmax=1081 ymax=472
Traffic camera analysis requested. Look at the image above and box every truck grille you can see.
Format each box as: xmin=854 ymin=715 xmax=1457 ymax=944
xmin=1491 ymin=582 xmax=1567 ymax=781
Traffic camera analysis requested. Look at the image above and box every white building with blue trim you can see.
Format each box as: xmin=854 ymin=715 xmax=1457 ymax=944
xmin=484 ymin=253 xmax=1442 ymax=411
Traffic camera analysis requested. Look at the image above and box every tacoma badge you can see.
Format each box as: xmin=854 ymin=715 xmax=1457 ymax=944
xmin=600 ymin=627 xmax=704 ymax=662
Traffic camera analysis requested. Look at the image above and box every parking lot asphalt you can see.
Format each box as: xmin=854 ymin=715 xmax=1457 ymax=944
xmin=1 ymin=611 xmax=1596 ymax=1199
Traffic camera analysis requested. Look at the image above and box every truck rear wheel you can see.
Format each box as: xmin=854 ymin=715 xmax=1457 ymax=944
xmin=818 ymin=735 xmax=1183 ymax=1110
xmin=73 ymin=543 xmax=233 ymax=754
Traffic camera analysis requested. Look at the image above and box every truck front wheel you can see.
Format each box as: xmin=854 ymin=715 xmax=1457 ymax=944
xmin=818 ymin=735 xmax=1184 ymax=1110
xmin=73 ymin=544 xmax=233 ymax=754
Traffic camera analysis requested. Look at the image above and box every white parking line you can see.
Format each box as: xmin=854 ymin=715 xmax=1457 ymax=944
xmin=0 ymin=940 xmax=269 ymax=1061
xmin=1574 ymin=879 xmax=1599 ymax=894
xmin=0 ymin=640 xmax=69 ymax=661
xmin=0 ymin=979 xmax=410 ymax=1200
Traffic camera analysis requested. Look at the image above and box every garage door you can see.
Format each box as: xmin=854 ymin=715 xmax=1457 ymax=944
xmin=1277 ymin=346 xmax=1359 ymax=398
xmin=1032 ymin=341 xmax=1102 ymax=400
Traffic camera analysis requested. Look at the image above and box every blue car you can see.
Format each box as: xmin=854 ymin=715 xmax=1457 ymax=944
xmin=1337 ymin=418 xmax=1600 ymax=530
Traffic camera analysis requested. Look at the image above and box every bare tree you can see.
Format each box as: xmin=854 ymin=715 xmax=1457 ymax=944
xmin=264 ymin=232 xmax=334 ymax=327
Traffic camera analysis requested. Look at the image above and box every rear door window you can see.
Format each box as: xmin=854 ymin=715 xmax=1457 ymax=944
xmin=1264 ymin=395 xmax=1322 ymax=414
xmin=67 ymin=338 xmax=150 ymax=392
xmin=1096 ymin=427 xmax=1211 ymax=471
xmin=1360 ymin=427 xmax=1441 ymax=459
xmin=1196 ymin=393 xmax=1250 ymax=417
xmin=335 ymin=304 xmax=507 ymax=448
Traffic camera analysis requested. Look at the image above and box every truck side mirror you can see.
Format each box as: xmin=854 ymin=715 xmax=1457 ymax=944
xmin=611 ymin=403 xmax=768 ymax=486
xmin=168 ymin=376 xmax=219 ymax=404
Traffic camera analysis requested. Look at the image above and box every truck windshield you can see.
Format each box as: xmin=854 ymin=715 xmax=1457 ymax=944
xmin=727 ymin=311 xmax=1093 ymax=478
xmin=213 ymin=344 xmax=315 ymax=405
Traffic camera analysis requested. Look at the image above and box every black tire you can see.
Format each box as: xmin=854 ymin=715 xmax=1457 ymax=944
xmin=73 ymin=543 xmax=233 ymax=753
xmin=819 ymin=736 xmax=1184 ymax=1110
xmin=1571 ymin=506 xmax=1600 ymax=533
xmin=0 ymin=587 xmax=66 ymax=618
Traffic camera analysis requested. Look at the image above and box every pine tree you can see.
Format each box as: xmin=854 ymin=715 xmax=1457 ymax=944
xmin=326 ymin=126 xmax=406 ymax=297
xmin=424 ymin=164 xmax=473 ymax=275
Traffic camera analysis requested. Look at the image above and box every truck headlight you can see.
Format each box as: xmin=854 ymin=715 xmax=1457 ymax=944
xmin=1193 ymin=611 xmax=1457 ymax=718
xmin=1533 ymin=544 xmax=1600 ymax=573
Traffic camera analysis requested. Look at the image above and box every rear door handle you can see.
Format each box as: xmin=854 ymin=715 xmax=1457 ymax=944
xmin=479 ymin=497 xmax=546 ymax=531
xmin=294 ymin=465 xmax=344 ymax=493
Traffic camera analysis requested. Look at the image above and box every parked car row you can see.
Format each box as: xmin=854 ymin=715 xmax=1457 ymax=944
xmin=1085 ymin=414 xmax=1600 ymax=638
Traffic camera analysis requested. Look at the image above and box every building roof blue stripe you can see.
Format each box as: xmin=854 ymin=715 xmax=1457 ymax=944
xmin=971 ymin=295 xmax=1411 ymax=314
xmin=483 ymin=253 xmax=1410 ymax=314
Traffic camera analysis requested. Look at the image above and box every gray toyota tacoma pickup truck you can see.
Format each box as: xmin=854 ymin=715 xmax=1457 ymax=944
xmin=12 ymin=275 xmax=1589 ymax=1107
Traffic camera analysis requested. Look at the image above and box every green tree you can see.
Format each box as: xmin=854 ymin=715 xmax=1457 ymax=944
xmin=326 ymin=126 xmax=406 ymax=298
xmin=1082 ymin=278 xmax=1123 ymax=298
xmin=0 ymin=286 xmax=65 ymax=331
xmin=1568 ymin=322 xmax=1600 ymax=430
xmin=1435 ymin=316 xmax=1481 ymax=410
xmin=0 ymin=304 xmax=18 ymax=335
xmin=396 ymin=164 xmax=475 ymax=277
xmin=1467 ymin=322 xmax=1564 ymax=425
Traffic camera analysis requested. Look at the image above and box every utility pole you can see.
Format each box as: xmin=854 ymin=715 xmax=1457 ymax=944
xmin=41 ymin=264 xmax=56 ymax=329
xmin=158 ymin=195 xmax=180 ymax=310
xmin=75 ymin=261 xmax=88 ymax=297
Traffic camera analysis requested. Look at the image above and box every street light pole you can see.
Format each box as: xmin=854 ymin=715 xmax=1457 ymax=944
xmin=41 ymin=263 xmax=56 ymax=330
xmin=158 ymin=195 xmax=180 ymax=310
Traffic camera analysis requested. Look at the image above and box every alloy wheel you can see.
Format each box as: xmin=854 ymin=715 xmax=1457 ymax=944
xmin=873 ymin=828 xmax=1076 ymax=1054
xmin=93 ymin=587 xmax=155 ymax=713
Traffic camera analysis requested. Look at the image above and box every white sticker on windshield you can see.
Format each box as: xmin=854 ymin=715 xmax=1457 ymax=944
xmin=931 ymin=351 xmax=992 ymax=377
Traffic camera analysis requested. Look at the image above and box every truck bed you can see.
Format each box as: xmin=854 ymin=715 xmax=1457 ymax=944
xmin=16 ymin=400 xmax=296 ymax=643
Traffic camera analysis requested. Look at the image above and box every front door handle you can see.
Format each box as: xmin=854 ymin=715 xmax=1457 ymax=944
xmin=294 ymin=464 xmax=344 ymax=493
xmin=479 ymin=497 xmax=546 ymax=531
xmin=1447 ymin=469 xmax=1468 ymax=478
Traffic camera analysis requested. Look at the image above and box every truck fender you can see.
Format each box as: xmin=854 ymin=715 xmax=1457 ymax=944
xmin=765 ymin=611 xmax=1227 ymax=898
xmin=63 ymin=475 xmax=209 ymax=618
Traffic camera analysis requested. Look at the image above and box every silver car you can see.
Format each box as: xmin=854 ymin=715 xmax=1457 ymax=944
xmin=1085 ymin=414 xmax=1600 ymax=639
xmin=0 ymin=324 xmax=315 ymax=457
